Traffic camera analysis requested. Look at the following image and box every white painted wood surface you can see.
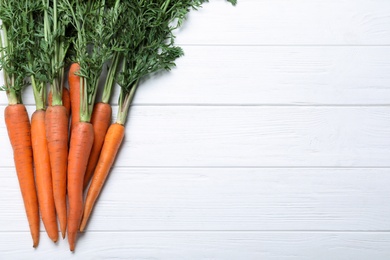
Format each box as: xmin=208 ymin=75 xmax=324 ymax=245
xmin=1 ymin=0 xmax=390 ymax=259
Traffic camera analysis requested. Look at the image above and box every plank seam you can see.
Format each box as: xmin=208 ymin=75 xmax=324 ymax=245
xmin=3 ymin=230 xmax=390 ymax=233
xmin=1 ymin=104 xmax=390 ymax=107
xmin=2 ymin=166 xmax=390 ymax=169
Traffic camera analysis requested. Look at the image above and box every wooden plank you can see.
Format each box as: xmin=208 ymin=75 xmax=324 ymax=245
xmin=175 ymin=0 xmax=390 ymax=45
xmin=1 ymin=168 xmax=390 ymax=232
xmin=0 ymin=106 xmax=389 ymax=167
xmin=1 ymin=231 xmax=390 ymax=259
xmin=2 ymin=46 xmax=390 ymax=106
xmin=130 ymin=46 xmax=390 ymax=105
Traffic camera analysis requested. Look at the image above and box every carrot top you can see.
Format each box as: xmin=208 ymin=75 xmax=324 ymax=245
xmin=64 ymin=0 xmax=122 ymax=123
xmin=101 ymin=51 xmax=121 ymax=105
xmin=0 ymin=1 xmax=39 ymax=105
xmin=115 ymin=0 xmax=236 ymax=124
xmin=41 ymin=0 xmax=72 ymax=106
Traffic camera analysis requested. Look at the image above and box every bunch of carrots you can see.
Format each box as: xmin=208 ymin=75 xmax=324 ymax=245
xmin=0 ymin=0 xmax=236 ymax=251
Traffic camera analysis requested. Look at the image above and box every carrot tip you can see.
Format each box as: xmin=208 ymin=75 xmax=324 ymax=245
xmin=61 ymin=229 xmax=66 ymax=239
xmin=33 ymin=239 xmax=39 ymax=248
xmin=79 ymin=223 xmax=85 ymax=233
xmin=49 ymin=233 xmax=59 ymax=243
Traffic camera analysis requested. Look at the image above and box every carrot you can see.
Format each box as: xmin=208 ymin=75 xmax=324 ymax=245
xmin=79 ymin=0 xmax=237 ymax=234
xmin=83 ymin=102 xmax=112 ymax=190
xmin=68 ymin=63 xmax=81 ymax=130
xmin=5 ymin=104 xmax=40 ymax=248
xmin=83 ymin=51 xmax=120 ymax=190
xmin=80 ymin=123 xmax=124 ymax=232
xmin=45 ymin=105 xmax=69 ymax=239
xmin=31 ymin=110 xmax=58 ymax=243
xmin=41 ymin=0 xmax=71 ymax=240
xmin=63 ymin=0 xmax=123 ymax=250
xmin=67 ymin=122 xmax=94 ymax=251
xmin=48 ymin=87 xmax=71 ymax=116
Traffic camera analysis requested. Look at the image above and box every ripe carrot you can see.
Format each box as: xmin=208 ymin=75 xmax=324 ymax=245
xmin=31 ymin=110 xmax=58 ymax=243
xmin=48 ymin=87 xmax=71 ymax=116
xmin=80 ymin=123 xmax=124 ymax=232
xmin=5 ymin=104 xmax=40 ymax=248
xmin=68 ymin=63 xmax=81 ymax=130
xmin=67 ymin=122 xmax=94 ymax=251
xmin=82 ymin=51 xmax=120 ymax=190
xmin=83 ymin=102 xmax=112 ymax=190
xmin=65 ymin=1 xmax=121 ymax=246
xmin=45 ymin=105 xmax=69 ymax=239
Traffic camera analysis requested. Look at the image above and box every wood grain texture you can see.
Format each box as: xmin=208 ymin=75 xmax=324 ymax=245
xmin=1 ymin=168 xmax=390 ymax=232
xmin=175 ymin=0 xmax=390 ymax=45
xmin=1 ymin=231 xmax=390 ymax=259
xmin=1 ymin=106 xmax=389 ymax=167
xmin=2 ymin=46 xmax=390 ymax=106
xmin=1 ymin=0 xmax=390 ymax=257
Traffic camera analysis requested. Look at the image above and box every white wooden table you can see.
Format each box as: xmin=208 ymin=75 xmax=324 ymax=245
xmin=1 ymin=0 xmax=390 ymax=259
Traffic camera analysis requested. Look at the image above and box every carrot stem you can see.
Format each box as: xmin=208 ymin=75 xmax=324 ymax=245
xmin=102 ymin=52 xmax=121 ymax=104
xmin=117 ymin=81 xmax=139 ymax=125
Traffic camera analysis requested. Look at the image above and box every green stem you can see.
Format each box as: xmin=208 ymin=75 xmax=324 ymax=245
xmin=162 ymin=0 xmax=171 ymax=12
xmin=80 ymin=76 xmax=91 ymax=122
xmin=31 ymin=76 xmax=45 ymax=110
xmin=43 ymin=0 xmax=49 ymax=41
xmin=102 ymin=52 xmax=121 ymax=104
xmin=6 ymin=86 xmax=18 ymax=105
xmin=53 ymin=0 xmax=58 ymax=71
xmin=1 ymin=23 xmax=17 ymax=105
xmin=116 ymin=80 xmax=139 ymax=125
xmin=51 ymin=78 xmax=62 ymax=106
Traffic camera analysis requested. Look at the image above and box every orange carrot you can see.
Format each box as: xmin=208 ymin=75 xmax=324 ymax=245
xmin=80 ymin=123 xmax=124 ymax=232
xmin=5 ymin=104 xmax=40 ymax=247
xmin=31 ymin=110 xmax=58 ymax=243
xmin=67 ymin=122 xmax=94 ymax=251
xmin=45 ymin=105 xmax=69 ymax=238
xmin=83 ymin=102 xmax=112 ymax=190
xmin=68 ymin=63 xmax=81 ymax=130
xmin=48 ymin=87 xmax=71 ymax=116
xmin=82 ymin=51 xmax=120 ymax=190
xmin=64 ymin=2 xmax=120 ymax=248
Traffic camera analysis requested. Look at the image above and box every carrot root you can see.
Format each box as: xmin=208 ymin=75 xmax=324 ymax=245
xmin=80 ymin=123 xmax=125 ymax=232
xmin=31 ymin=110 xmax=58 ymax=243
xmin=5 ymin=104 xmax=40 ymax=247
xmin=67 ymin=122 xmax=94 ymax=251
xmin=68 ymin=63 xmax=81 ymax=131
xmin=45 ymin=105 xmax=69 ymax=239
xmin=83 ymin=102 xmax=112 ymax=190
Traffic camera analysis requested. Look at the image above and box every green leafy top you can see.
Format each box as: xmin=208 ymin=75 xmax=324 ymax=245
xmin=26 ymin=0 xmax=73 ymax=107
xmin=64 ymin=0 xmax=123 ymax=122
xmin=0 ymin=0 xmax=41 ymax=105
xmin=115 ymin=0 xmax=236 ymax=124
xmin=27 ymin=2 xmax=46 ymax=110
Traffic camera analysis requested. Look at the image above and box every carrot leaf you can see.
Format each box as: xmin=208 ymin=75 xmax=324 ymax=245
xmin=116 ymin=0 xmax=236 ymax=124
xmin=0 ymin=0 xmax=40 ymax=104
xmin=64 ymin=0 xmax=123 ymax=122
